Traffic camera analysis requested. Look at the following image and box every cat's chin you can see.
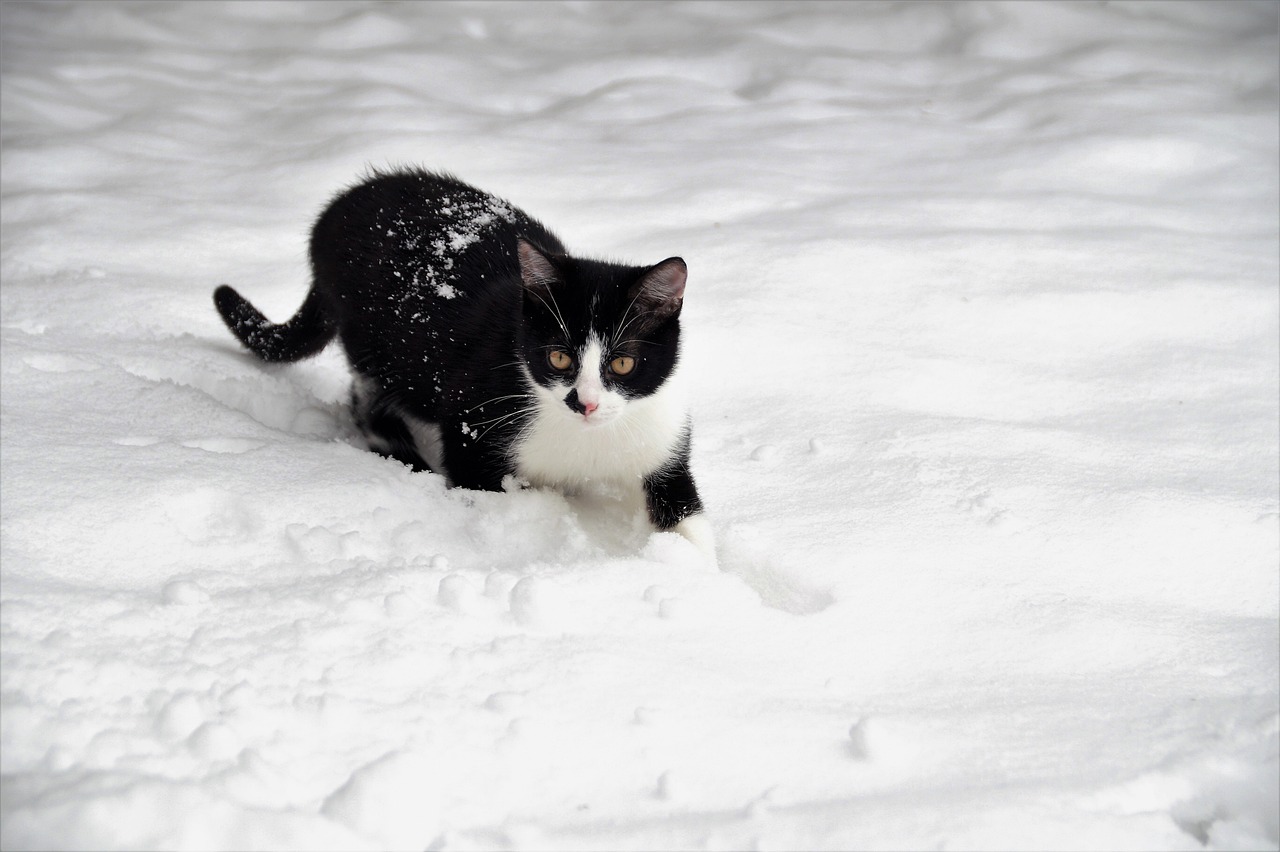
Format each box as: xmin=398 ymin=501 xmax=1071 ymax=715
xmin=579 ymin=410 xmax=621 ymax=428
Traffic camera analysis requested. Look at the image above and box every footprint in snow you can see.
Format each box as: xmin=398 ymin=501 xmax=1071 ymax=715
xmin=168 ymin=489 xmax=259 ymax=544
xmin=845 ymin=716 xmax=928 ymax=766
xmin=161 ymin=579 xmax=210 ymax=605
xmin=750 ymin=444 xmax=778 ymax=462
xmin=749 ymin=437 xmax=823 ymax=462
xmin=717 ymin=525 xmax=837 ymax=616
xmin=484 ymin=692 xmax=524 ymax=713
xmin=285 ymin=523 xmax=358 ymax=561
xmin=956 ymin=490 xmax=1017 ymax=530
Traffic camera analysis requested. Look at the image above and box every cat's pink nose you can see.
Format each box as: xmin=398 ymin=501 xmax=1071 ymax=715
xmin=565 ymin=388 xmax=599 ymax=417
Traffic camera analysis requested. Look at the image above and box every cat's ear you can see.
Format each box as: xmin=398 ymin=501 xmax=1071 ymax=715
xmin=517 ymin=238 xmax=562 ymax=297
xmin=630 ymin=257 xmax=687 ymax=321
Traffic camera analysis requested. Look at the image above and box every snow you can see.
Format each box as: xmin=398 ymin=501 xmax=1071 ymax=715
xmin=1 ymin=1 xmax=1277 ymax=850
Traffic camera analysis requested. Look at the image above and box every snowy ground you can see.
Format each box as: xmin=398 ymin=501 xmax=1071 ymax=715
xmin=2 ymin=2 xmax=1278 ymax=850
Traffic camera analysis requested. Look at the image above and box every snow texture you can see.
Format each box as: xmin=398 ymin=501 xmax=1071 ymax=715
xmin=1 ymin=2 xmax=1277 ymax=850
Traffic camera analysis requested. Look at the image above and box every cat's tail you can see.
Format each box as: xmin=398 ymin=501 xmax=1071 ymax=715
xmin=213 ymin=285 xmax=336 ymax=363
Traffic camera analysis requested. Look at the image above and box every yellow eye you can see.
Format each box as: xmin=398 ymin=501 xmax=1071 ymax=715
xmin=609 ymin=355 xmax=635 ymax=376
xmin=548 ymin=349 xmax=573 ymax=371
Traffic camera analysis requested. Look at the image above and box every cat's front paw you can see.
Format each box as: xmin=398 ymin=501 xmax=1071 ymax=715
xmin=673 ymin=513 xmax=717 ymax=568
xmin=501 ymin=474 xmax=532 ymax=492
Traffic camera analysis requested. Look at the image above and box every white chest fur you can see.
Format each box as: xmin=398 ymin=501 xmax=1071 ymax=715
xmin=513 ymin=377 xmax=688 ymax=488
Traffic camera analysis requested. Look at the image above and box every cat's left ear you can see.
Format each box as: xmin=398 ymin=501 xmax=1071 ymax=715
xmin=517 ymin=238 xmax=562 ymax=298
xmin=631 ymin=257 xmax=687 ymax=321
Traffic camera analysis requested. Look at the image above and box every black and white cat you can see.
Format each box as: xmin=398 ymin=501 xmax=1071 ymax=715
xmin=214 ymin=168 xmax=712 ymax=557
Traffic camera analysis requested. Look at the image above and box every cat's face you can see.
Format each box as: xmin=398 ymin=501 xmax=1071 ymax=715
xmin=516 ymin=240 xmax=685 ymax=428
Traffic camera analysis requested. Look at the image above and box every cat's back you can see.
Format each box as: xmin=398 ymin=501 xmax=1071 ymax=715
xmin=310 ymin=169 xmax=562 ymax=290
xmin=306 ymin=169 xmax=562 ymax=407
xmin=313 ymin=169 xmax=494 ymax=239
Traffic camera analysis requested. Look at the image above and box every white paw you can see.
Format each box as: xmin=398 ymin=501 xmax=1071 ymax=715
xmin=674 ymin=514 xmax=717 ymax=567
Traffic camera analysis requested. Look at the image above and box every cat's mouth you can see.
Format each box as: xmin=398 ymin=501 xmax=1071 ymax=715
xmin=562 ymin=387 xmax=619 ymax=426
xmin=573 ymin=405 xmax=619 ymax=427
xmin=582 ymin=411 xmax=617 ymax=427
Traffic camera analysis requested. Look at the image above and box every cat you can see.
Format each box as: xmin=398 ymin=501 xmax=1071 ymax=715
xmin=213 ymin=168 xmax=713 ymax=558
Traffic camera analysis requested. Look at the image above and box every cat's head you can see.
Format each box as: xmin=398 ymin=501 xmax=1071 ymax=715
xmin=516 ymin=238 xmax=686 ymax=427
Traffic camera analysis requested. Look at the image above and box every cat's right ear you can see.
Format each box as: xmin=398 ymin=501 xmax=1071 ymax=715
xmin=630 ymin=257 xmax=687 ymax=321
xmin=517 ymin=238 xmax=562 ymax=297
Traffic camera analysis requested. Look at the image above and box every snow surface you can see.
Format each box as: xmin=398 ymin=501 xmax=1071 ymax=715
xmin=2 ymin=1 xmax=1278 ymax=850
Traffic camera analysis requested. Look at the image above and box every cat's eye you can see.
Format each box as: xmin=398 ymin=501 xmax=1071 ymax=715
xmin=548 ymin=349 xmax=573 ymax=371
xmin=609 ymin=355 xmax=636 ymax=376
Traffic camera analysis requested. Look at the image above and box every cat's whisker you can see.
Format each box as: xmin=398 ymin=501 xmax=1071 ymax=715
xmin=530 ymin=290 xmax=573 ymax=345
xmin=611 ymin=292 xmax=646 ymax=348
xmin=475 ymin=405 xmax=538 ymax=441
xmin=468 ymin=392 xmax=531 ymax=411
xmin=471 ymin=405 xmax=532 ymax=428
xmin=544 ymin=288 xmax=574 ymax=344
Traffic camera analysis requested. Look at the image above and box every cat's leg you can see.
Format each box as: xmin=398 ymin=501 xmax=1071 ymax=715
xmin=438 ymin=422 xmax=509 ymax=492
xmin=350 ymin=376 xmax=438 ymax=473
xmin=644 ymin=455 xmax=715 ymax=563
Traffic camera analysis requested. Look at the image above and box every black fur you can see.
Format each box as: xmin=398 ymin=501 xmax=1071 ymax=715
xmin=644 ymin=432 xmax=705 ymax=529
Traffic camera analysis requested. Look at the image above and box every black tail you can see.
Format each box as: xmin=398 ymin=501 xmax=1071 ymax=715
xmin=213 ymin=285 xmax=336 ymax=363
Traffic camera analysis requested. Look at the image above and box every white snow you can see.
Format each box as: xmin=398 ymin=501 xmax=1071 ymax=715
xmin=2 ymin=2 xmax=1277 ymax=850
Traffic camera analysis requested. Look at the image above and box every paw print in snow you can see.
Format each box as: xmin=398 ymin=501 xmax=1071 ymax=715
xmin=955 ymin=491 xmax=1013 ymax=530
